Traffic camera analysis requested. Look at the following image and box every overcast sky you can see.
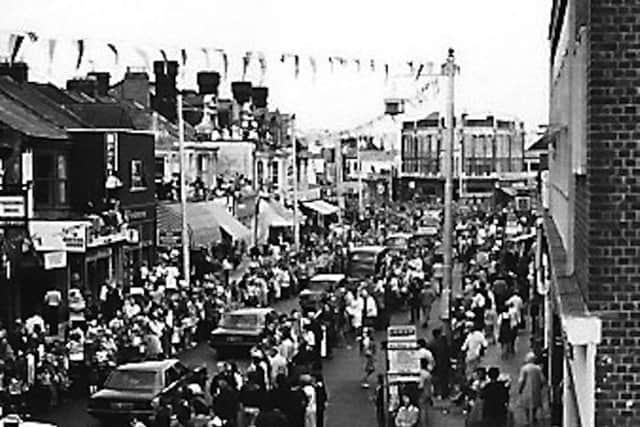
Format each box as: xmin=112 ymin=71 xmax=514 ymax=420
xmin=0 ymin=0 xmax=551 ymax=132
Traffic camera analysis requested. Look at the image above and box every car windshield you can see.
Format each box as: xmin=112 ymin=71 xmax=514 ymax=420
xmin=350 ymin=252 xmax=376 ymax=262
xmin=386 ymin=237 xmax=407 ymax=247
xmin=104 ymin=369 xmax=160 ymax=392
xmin=221 ymin=314 xmax=260 ymax=329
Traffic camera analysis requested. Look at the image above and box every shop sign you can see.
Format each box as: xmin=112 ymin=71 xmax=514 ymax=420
xmin=158 ymin=230 xmax=182 ymax=247
xmin=30 ymin=221 xmax=89 ymax=253
xmin=0 ymin=194 xmax=26 ymax=226
xmin=387 ymin=341 xmax=420 ymax=374
xmin=125 ymin=208 xmax=149 ymax=221
xmin=44 ymin=251 xmax=67 ymax=270
xmin=387 ymin=325 xmax=417 ymax=342
xmin=87 ymin=228 xmax=128 ymax=248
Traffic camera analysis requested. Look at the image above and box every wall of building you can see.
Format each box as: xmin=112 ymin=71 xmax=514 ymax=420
xmin=586 ymin=1 xmax=640 ymax=425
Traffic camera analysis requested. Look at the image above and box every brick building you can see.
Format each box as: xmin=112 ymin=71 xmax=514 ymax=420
xmin=535 ymin=1 xmax=640 ymax=426
xmin=397 ymin=112 xmax=525 ymax=202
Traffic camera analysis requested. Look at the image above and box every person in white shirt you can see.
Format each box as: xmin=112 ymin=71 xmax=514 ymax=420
xmin=506 ymin=292 xmax=524 ymax=329
xmin=461 ymin=326 xmax=488 ymax=378
xmin=268 ymin=346 xmax=288 ymax=384
xmin=43 ymin=288 xmax=62 ymax=336
xmin=301 ymin=374 xmax=317 ymax=427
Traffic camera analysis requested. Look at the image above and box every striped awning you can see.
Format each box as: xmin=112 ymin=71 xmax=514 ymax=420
xmin=156 ymin=202 xmax=221 ymax=247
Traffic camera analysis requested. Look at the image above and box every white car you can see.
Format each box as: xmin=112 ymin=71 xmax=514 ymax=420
xmin=0 ymin=415 xmax=56 ymax=427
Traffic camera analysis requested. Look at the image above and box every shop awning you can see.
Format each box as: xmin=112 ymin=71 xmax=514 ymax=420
xmin=303 ymin=200 xmax=340 ymax=216
xmin=260 ymin=200 xmax=294 ymax=227
xmin=207 ymin=204 xmax=251 ymax=243
xmin=156 ymin=202 xmax=221 ymax=247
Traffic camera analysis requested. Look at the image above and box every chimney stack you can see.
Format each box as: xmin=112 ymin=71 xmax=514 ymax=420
xmin=66 ymin=78 xmax=97 ymax=97
xmin=87 ymin=72 xmax=111 ymax=96
xmin=251 ymin=87 xmax=269 ymax=108
xmin=197 ymin=71 xmax=220 ymax=96
xmin=153 ymin=60 xmax=179 ymax=122
xmin=231 ymin=81 xmax=252 ymax=105
xmin=122 ymin=69 xmax=150 ymax=108
xmin=0 ymin=62 xmax=29 ymax=84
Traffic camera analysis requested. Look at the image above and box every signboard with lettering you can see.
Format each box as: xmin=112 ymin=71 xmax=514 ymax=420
xmin=44 ymin=251 xmax=67 ymax=270
xmin=0 ymin=193 xmax=27 ymax=226
xmin=29 ymin=221 xmax=89 ymax=253
xmin=387 ymin=341 xmax=420 ymax=374
xmin=387 ymin=325 xmax=417 ymax=342
xmin=158 ymin=230 xmax=182 ymax=247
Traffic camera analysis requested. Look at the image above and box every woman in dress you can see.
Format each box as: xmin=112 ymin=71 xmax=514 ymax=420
xmin=518 ymin=352 xmax=546 ymax=426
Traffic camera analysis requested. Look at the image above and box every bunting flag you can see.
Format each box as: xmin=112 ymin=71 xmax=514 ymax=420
xmin=328 ymin=57 xmax=334 ymax=73
xmin=370 ymin=59 xmax=375 ymax=72
xmin=8 ymin=33 xmax=17 ymax=57
xmin=355 ymin=59 xmax=361 ymax=72
xmin=201 ymin=47 xmax=210 ymax=68
xmin=10 ymin=34 xmax=24 ymax=65
xmin=280 ymin=54 xmax=286 ymax=63
xmin=384 ymin=63 xmax=389 ymax=82
xmin=107 ymin=43 xmax=119 ymax=64
xmin=76 ymin=40 xmax=85 ymax=69
xmin=135 ymin=47 xmax=150 ymax=69
xmin=25 ymin=31 xmax=38 ymax=42
xmin=258 ymin=53 xmax=267 ymax=85
xmin=415 ymin=63 xmax=424 ymax=81
xmin=160 ymin=49 xmax=168 ymax=63
xmin=180 ymin=49 xmax=187 ymax=66
xmin=221 ymin=51 xmax=228 ymax=79
xmin=242 ymin=52 xmax=251 ymax=80
xmin=408 ymin=61 xmax=414 ymax=74
xmin=309 ymin=57 xmax=317 ymax=80
xmin=47 ymin=39 xmax=57 ymax=69
xmin=294 ymin=54 xmax=300 ymax=78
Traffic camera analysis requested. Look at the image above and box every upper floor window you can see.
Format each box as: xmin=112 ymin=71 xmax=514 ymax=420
xmin=130 ymin=159 xmax=146 ymax=189
xmin=34 ymin=152 xmax=68 ymax=208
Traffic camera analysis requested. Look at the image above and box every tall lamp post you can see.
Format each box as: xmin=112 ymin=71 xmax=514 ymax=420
xmin=441 ymin=48 xmax=459 ymax=340
xmin=291 ymin=115 xmax=300 ymax=252
xmin=177 ymin=93 xmax=190 ymax=288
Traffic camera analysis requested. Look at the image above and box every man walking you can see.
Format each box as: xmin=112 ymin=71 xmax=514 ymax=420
xmin=420 ymin=283 xmax=437 ymax=329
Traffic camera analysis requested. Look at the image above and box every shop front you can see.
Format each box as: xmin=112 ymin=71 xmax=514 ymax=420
xmin=29 ymin=219 xmax=128 ymax=299
xmin=537 ymin=212 xmax=601 ymax=427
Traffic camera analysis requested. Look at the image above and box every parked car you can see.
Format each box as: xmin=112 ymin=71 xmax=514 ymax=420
xmin=87 ymin=359 xmax=206 ymax=421
xmin=210 ymin=308 xmax=277 ymax=357
xmin=308 ymin=273 xmax=346 ymax=290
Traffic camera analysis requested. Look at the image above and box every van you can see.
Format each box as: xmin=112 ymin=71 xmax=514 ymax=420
xmin=346 ymin=246 xmax=388 ymax=285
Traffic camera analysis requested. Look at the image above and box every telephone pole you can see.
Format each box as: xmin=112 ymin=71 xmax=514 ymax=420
xmin=442 ymin=48 xmax=458 ymax=340
xmin=292 ymin=115 xmax=300 ymax=252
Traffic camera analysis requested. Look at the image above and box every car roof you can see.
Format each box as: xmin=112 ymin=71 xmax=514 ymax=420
xmin=387 ymin=232 xmax=412 ymax=239
xmin=225 ymin=308 xmax=275 ymax=316
xmin=117 ymin=359 xmax=179 ymax=372
xmin=350 ymin=245 xmax=387 ymax=253
xmin=310 ymin=273 xmax=345 ymax=282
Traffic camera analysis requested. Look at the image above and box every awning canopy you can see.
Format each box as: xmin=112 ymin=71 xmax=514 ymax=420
xmin=208 ymin=204 xmax=251 ymax=243
xmin=303 ymin=200 xmax=340 ymax=216
xmin=260 ymin=200 xmax=294 ymax=228
xmin=157 ymin=202 xmax=221 ymax=247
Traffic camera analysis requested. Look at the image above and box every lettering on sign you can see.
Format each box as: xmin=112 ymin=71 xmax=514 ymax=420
xmin=126 ymin=209 xmax=148 ymax=220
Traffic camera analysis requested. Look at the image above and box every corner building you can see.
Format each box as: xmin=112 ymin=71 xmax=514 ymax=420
xmin=539 ymin=1 xmax=640 ymax=426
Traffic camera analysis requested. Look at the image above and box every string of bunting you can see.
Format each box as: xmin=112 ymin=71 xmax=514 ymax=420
xmin=1 ymin=28 xmax=433 ymax=86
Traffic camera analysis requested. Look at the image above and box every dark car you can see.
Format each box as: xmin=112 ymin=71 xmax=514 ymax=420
xmin=384 ymin=232 xmax=412 ymax=253
xmin=210 ymin=308 xmax=277 ymax=357
xmin=347 ymin=246 xmax=388 ymax=286
xmin=88 ymin=359 xmax=206 ymax=421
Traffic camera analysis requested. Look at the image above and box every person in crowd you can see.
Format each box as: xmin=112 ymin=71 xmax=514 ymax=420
xmin=394 ymin=393 xmax=420 ymax=427
xmin=430 ymin=328 xmax=451 ymax=401
xmin=301 ymin=374 xmax=317 ymax=427
xmin=481 ymin=367 xmax=510 ymax=427
xmin=416 ymin=339 xmax=435 ymax=373
xmin=518 ymin=352 xmax=546 ymax=427
xmin=461 ymin=325 xmax=488 ymax=379
xmin=360 ymin=328 xmax=376 ymax=389
xmin=417 ymin=358 xmax=433 ymax=427
xmin=420 ymin=283 xmax=437 ymax=329
xmin=498 ymin=308 xmax=517 ymax=358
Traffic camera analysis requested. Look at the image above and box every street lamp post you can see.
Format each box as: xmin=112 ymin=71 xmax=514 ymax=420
xmin=441 ymin=48 xmax=458 ymax=340
xmin=177 ymin=92 xmax=190 ymax=289
xmin=292 ymin=115 xmax=300 ymax=252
